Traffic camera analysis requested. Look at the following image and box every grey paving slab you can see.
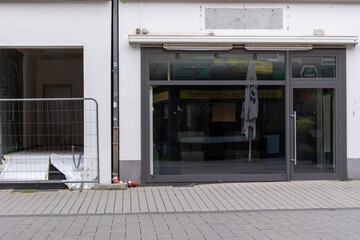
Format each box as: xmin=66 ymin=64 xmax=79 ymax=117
xmin=297 ymin=181 xmax=339 ymax=208
xmin=0 ymin=192 xmax=23 ymax=214
xmin=312 ymin=181 xmax=353 ymax=207
xmin=236 ymin=183 xmax=267 ymax=210
xmin=2 ymin=180 xmax=360 ymax=216
xmin=69 ymin=191 xmax=88 ymax=214
xmin=281 ymin=182 xmax=322 ymax=209
xmin=179 ymin=187 xmax=201 ymax=212
xmin=130 ymin=187 xmax=140 ymax=213
xmin=27 ymin=192 xmax=54 ymax=215
xmin=2 ymin=190 xmax=30 ymax=215
xmin=217 ymin=184 xmax=245 ymax=211
xmin=60 ymin=191 xmax=80 ymax=214
xmin=342 ymin=182 xmax=360 ymax=204
xmin=172 ymin=187 xmax=193 ymax=212
xmin=158 ymin=186 xmax=175 ymax=212
xmin=187 ymin=186 xmax=210 ymax=212
xmin=21 ymin=192 xmax=45 ymax=214
xmin=326 ymin=182 xmax=360 ymax=207
xmin=0 ymin=190 xmax=10 ymax=198
xmin=152 ymin=187 xmax=167 ymax=212
xmin=78 ymin=190 xmax=95 ymax=214
xmin=270 ymin=182 xmax=309 ymax=209
xmin=113 ymin=190 xmax=124 ymax=214
xmin=122 ymin=187 xmax=131 ymax=213
xmin=224 ymin=183 xmax=253 ymax=210
xmin=35 ymin=192 xmax=59 ymax=215
xmin=96 ymin=190 xmax=109 ymax=214
xmin=87 ymin=190 xmax=102 ymax=214
xmin=165 ymin=187 xmax=183 ymax=212
xmin=197 ymin=185 xmax=224 ymax=211
xmin=42 ymin=191 xmax=65 ymax=215
xmin=51 ymin=191 xmax=72 ymax=215
xmin=188 ymin=186 xmax=215 ymax=211
xmin=205 ymin=185 xmax=232 ymax=211
xmin=105 ymin=189 xmax=116 ymax=214
xmin=137 ymin=187 xmax=149 ymax=213
xmin=215 ymin=184 xmax=243 ymax=211
xmin=144 ymin=187 xmax=157 ymax=212
xmin=257 ymin=183 xmax=293 ymax=209
xmin=248 ymin=183 xmax=278 ymax=210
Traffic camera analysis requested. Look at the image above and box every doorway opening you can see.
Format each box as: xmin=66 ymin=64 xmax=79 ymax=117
xmin=0 ymin=48 xmax=98 ymax=186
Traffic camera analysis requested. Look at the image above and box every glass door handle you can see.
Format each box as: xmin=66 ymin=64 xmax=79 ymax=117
xmin=290 ymin=111 xmax=297 ymax=165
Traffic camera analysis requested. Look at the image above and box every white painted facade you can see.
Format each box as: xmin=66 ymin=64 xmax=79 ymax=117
xmin=1 ymin=1 xmax=360 ymax=185
xmin=0 ymin=2 xmax=112 ymax=184
xmin=119 ymin=2 xmax=360 ymax=180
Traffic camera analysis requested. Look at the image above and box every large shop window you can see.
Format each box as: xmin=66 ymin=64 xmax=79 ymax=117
xmin=151 ymin=85 xmax=286 ymax=175
xmin=150 ymin=53 xmax=285 ymax=81
xmin=148 ymin=52 xmax=286 ymax=177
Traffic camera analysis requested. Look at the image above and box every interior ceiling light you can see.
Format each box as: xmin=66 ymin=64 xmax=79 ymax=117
xmin=245 ymin=44 xmax=313 ymax=51
xmin=163 ymin=44 xmax=233 ymax=51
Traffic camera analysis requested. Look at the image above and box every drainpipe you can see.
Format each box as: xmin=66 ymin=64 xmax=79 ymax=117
xmin=112 ymin=0 xmax=119 ymax=181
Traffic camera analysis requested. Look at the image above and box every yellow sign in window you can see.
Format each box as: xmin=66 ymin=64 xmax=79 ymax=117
xmin=180 ymin=89 xmax=282 ymax=99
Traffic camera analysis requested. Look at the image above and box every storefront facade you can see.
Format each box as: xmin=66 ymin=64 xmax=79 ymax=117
xmin=119 ymin=1 xmax=359 ymax=184
xmin=139 ymin=48 xmax=346 ymax=183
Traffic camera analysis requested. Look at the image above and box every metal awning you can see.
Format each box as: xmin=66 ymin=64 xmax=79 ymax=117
xmin=129 ymin=34 xmax=358 ymax=47
xmin=1 ymin=0 xmax=109 ymax=2
xmin=123 ymin=0 xmax=360 ymax=3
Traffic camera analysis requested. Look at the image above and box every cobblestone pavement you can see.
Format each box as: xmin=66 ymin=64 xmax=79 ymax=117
xmin=1 ymin=208 xmax=360 ymax=240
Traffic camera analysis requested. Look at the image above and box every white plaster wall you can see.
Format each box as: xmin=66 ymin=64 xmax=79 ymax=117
xmin=0 ymin=2 xmax=112 ymax=184
xmin=119 ymin=2 xmax=360 ymax=166
xmin=119 ymin=2 xmax=142 ymax=161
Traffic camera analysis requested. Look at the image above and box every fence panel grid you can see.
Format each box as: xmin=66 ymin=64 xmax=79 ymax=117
xmin=0 ymin=98 xmax=99 ymax=187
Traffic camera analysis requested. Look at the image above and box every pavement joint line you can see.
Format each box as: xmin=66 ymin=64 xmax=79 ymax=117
xmin=1 ymin=207 xmax=360 ymax=218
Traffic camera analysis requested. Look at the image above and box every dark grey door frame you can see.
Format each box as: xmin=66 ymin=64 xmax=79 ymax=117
xmin=141 ymin=48 xmax=347 ymax=184
xmin=288 ymin=49 xmax=347 ymax=180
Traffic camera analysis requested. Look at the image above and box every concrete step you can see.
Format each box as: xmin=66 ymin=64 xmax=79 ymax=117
xmin=93 ymin=183 xmax=128 ymax=190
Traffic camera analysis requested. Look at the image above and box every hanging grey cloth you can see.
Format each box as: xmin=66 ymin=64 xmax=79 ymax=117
xmin=241 ymin=60 xmax=258 ymax=140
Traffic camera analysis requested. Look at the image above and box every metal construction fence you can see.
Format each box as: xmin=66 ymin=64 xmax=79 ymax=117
xmin=0 ymin=98 xmax=99 ymax=188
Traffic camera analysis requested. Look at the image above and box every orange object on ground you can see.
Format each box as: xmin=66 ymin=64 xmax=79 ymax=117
xmin=112 ymin=175 xmax=120 ymax=184
xmin=128 ymin=180 xmax=138 ymax=187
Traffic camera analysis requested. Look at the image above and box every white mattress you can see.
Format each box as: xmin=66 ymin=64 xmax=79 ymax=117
xmin=0 ymin=151 xmax=86 ymax=189
xmin=0 ymin=152 xmax=49 ymax=181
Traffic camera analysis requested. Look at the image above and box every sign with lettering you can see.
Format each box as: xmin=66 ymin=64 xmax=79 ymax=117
xmin=180 ymin=89 xmax=282 ymax=99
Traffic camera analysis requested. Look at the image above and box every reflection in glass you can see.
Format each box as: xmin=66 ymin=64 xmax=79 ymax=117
xmin=151 ymin=85 xmax=285 ymax=175
xmin=149 ymin=53 xmax=285 ymax=81
xmin=292 ymin=56 xmax=336 ymax=78
xmin=293 ymin=88 xmax=335 ymax=173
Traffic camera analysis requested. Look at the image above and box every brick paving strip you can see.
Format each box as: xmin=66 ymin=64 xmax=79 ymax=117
xmin=1 ymin=180 xmax=360 ymax=215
